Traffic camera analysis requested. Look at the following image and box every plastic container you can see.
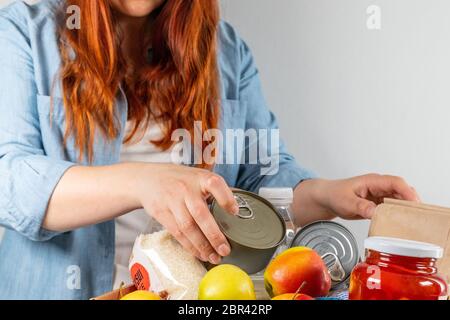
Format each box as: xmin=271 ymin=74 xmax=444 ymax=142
xmin=349 ymin=237 xmax=448 ymax=300
xmin=258 ymin=188 xmax=295 ymax=255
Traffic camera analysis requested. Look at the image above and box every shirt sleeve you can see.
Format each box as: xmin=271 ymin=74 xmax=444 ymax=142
xmin=0 ymin=13 xmax=75 ymax=241
xmin=234 ymin=36 xmax=317 ymax=193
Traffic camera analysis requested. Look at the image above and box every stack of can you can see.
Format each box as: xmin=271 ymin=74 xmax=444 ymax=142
xmin=210 ymin=188 xmax=360 ymax=291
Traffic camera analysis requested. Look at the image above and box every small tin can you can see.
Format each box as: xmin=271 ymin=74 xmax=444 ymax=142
xmin=210 ymin=189 xmax=286 ymax=274
xmin=290 ymin=220 xmax=360 ymax=289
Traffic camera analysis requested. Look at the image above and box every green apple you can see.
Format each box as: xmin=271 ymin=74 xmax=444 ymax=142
xmin=198 ymin=264 xmax=256 ymax=300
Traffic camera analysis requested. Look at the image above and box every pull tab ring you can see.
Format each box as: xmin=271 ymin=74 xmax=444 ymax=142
xmin=321 ymin=252 xmax=346 ymax=282
xmin=234 ymin=195 xmax=254 ymax=219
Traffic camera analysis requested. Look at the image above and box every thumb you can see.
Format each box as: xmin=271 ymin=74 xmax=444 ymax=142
xmin=352 ymin=197 xmax=377 ymax=219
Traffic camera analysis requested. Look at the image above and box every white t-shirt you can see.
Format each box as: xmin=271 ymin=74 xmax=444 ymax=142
xmin=112 ymin=122 xmax=181 ymax=289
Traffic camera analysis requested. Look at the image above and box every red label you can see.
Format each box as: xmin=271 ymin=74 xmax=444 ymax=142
xmin=130 ymin=263 xmax=150 ymax=291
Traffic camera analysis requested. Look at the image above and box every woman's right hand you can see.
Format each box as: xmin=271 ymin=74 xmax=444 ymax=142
xmin=45 ymin=162 xmax=238 ymax=264
xmin=134 ymin=163 xmax=239 ymax=264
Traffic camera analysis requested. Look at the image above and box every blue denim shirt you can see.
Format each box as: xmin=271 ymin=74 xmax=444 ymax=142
xmin=0 ymin=0 xmax=314 ymax=299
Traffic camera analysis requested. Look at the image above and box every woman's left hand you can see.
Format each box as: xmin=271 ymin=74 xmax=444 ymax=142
xmin=293 ymin=174 xmax=421 ymax=225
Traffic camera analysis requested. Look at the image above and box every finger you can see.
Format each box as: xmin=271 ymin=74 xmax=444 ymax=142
xmin=410 ymin=186 xmax=421 ymax=202
xmin=185 ymin=198 xmax=230 ymax=257
xmin=345 ymin=196 xmax=377 ymax=219
xmin=170 ymin=201 xmax=221 ymax=264
xmin=201 ymin=174 xmax=239 ymax=214
xmin=364 ymin=174 xmax=419 ymax=202
xmin=173 ymin=232 xmax=204 ymax=261
xmin=382 ymin=175 xmax=420 ymax=202
xmin=152 ymin=210 xmax=202 ymax=260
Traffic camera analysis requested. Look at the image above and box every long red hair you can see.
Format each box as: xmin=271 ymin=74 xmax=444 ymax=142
xmin=58 ymin=0 xmax=221 ymax=163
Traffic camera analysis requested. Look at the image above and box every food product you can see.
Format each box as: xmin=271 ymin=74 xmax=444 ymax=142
xmin=271 ymin=293 xmax=314 ymax=300
xmin=198 ymin=264 xmax=256 ymax=300
xmin=349 ymin=237 xmax=448 ymax=300
xmin=369 ymin=198 xmax=450 ymax=285
xmin=129 ymin=230 xmax=207 ymax=300
xmin=120 ymin=290 xmax=161 ymax=300
xmin=290 ymin=220 xmax=359 ymax=290
xmin=210 ymin=189 xmax=285 ymax=274
xmin=264 ymin=247 xmax=331 ymax=298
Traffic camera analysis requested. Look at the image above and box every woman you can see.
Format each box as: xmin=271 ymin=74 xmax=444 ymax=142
xmin=0 ymin=0 xmax=419 ymax=300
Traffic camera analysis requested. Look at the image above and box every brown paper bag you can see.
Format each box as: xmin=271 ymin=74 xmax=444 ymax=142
xmin=369 ymin=198 xmax=450 ymax=284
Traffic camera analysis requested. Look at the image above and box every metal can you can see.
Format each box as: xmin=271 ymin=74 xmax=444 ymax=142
xmin=210 ymin=189 xmax=286 ymax=274
xmin=290 ymin=220 xmax=360 ymax=289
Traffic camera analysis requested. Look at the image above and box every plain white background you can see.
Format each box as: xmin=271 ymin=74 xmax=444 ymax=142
xmin=1 ymin=0 xmax=450 ymax=253
xmin=222 ymin=0 xmax=450 ymax=252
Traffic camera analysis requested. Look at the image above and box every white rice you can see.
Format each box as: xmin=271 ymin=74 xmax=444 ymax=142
xmin=140 ymin=230 xmax=206 ymax=300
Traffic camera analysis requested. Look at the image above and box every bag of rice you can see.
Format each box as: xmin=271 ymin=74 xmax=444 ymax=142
xmin=129 ymin=230 xmax=207 ymax=300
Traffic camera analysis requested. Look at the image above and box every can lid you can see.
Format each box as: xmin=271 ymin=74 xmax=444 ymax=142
xmin=258 ymin=188 xmax=293 ymax=206
xmin=291 ymin=221 xmax=359 ymax=287
xmin=211 ymin=190 xmax=285 ymax=249
xmin=364 ymin=237 xmax=443 ymax=259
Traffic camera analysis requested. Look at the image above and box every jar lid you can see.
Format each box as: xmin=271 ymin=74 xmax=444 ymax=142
xmin=364 ymin=237 xmax=443 ymax=259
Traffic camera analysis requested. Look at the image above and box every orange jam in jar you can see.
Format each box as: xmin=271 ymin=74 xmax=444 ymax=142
xmin=349 ymin=237 xmax=448 ymax=300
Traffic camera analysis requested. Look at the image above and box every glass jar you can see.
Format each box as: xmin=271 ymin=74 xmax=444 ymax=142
xmin=349 ymin=237 xmax=448 ymax=300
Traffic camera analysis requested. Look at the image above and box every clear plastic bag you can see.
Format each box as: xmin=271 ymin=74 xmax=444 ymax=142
xmin=129 ymin=230 xmax=207 ymax=300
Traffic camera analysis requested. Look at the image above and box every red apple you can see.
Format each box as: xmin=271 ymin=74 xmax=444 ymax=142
xmin=272 ymin=293 xmax=314 ymax=300
xmin=264 ymin=247 xmax=331 ymax=298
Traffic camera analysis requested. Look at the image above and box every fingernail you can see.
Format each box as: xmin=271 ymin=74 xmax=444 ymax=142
xmin=232 ymin=204 xmax=239 ymax=215
xmin=218 ymin=244 xmax=230 ymax=256
xmin=209 ymin=253 xmax=221 ymax=265
xmin=366 ymin=203 xmax=376 ymax=218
